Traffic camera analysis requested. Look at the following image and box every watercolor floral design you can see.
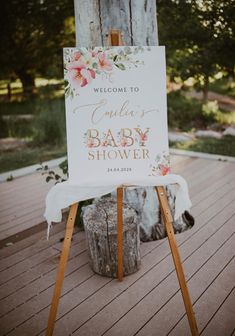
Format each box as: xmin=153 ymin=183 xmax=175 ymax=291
xmin=83 ymin=131 xmax=131 ymax=148
xmin=135 ymin=128 xmax=150 ymax=147
xmin=149 ymin=152 xmax=171 ymax=176
xmin=64 ymin=46 xmax=148 ymax=99
xmin=119 ymin=137 xmax=129 ymax=147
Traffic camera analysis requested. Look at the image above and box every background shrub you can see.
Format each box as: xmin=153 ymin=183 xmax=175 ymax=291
xmin=0 ymin=116 xmax=8 ymax=138
xmin=167 ymin=91 xmax=203 ymax=130
xmin=33 ymin=98 xmax=66 ymax=146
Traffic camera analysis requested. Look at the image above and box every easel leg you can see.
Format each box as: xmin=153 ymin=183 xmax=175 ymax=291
xmin=117 ymin=187 xmax=124 ymax=281
xmin=155 ymin=186 xmax=199 ymax=336
xmin=46 ymin=202 xmax=79 ymax=336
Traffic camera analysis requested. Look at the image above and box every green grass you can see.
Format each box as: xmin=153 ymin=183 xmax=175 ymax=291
xmin=170 ymin=135 xmax=235 ymax=157
xmin=0 ymin=145 xmax=67 ymax=174
xmin=0 ymin=97 xmax=66 ymax=143
xmin=0 ymin=81 xmax=67 ymax=173
xmin=168 ymin=90 xmax=203 ymax=130
xmin=0 ymin=96 xmax=64 ymax=117
xmin=0 ymin=78 xmax=64 ymax=98
xmin=168 ymin=90 xmax=235 ymax=130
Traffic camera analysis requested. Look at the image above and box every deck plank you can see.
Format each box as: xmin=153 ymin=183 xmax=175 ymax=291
xmin=0 ymin=238 xmax=87 ymax=317
xmin=135 ymin=227 xmax=235 ymax=336
xmin=168 ymin=257 xmax=235 ymax=336
xmin=0 ymin=226 xmax=66 ymax=271
xmin=0 ymin=221 xmax=65 ymax=259
xmin=0 ymin=171 xmax=54 ymax=242
xmin=0 ymin=233 xmax=86 ymax=301
xmin=201 ymin=287 xmax=235 ymax=336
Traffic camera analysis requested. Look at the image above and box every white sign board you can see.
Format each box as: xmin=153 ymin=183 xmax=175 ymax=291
xmin=64 ymin=46 xmax=170 ymax=186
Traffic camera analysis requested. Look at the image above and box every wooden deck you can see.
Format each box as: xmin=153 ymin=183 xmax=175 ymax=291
xmin=0 ymin=154 xmax=234 ymax=336
xmin=0 ymin=169 xmax=56 ymax=245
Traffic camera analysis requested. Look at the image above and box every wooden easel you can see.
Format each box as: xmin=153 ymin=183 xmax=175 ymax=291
xmin=46 ymin=30 xmax=199 ymax=336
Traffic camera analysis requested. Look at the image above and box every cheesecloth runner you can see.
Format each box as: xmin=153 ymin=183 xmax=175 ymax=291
xmin=44 ymin=174 xmax=191 ymax=238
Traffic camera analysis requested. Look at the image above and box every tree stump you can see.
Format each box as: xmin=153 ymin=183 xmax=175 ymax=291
xmin=82 ymin=197 xmax=141 ymax=278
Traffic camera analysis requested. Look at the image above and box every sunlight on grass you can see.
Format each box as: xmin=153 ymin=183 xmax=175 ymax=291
xmin=0 ymin=78 xmax=64 ymax=96
xmin=51 ymin=89 xmax=64 ymax=98
xmin=35 ymin=78 xmax=63 ymax=87
xmin=0 ymin=80 xmax=23 ymax=95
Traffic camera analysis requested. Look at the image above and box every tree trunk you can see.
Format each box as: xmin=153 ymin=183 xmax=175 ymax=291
xmin=202 ymin=74 xmax=209 ymax=103
xmin=17 ymin=69 xmax=36 ymax=98
xmin=7 ymin=82 xmax=11 ymax=101
xmin=82 ymin=197 xmax=140 ymax=278
xmin=74 ymin=0 xmax=158 ymax=47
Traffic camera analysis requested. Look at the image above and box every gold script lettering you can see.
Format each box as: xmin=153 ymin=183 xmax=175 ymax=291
xmin=73 ymin=99 xmax=157 ymax=125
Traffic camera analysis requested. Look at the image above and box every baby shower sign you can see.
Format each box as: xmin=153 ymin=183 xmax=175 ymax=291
xmin=64 ymin=46 xmax=170 ymax=185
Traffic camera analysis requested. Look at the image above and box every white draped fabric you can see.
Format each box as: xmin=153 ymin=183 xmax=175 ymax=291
xmin=44 ymin=174 xmax=191 ymax=238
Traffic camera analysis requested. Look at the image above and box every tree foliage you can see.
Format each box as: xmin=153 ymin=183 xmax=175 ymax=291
xmin=0 ymin=0 xmax=75 ymax=95
xmin=157 ymin=0 xmax=235 ymax=100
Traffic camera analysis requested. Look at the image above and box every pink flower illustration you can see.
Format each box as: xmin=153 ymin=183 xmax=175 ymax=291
xmin=159 ymin=164 xmax=171 ymax=176
xmin=140 ymin=133 xmax=148 ymax=142
xmin=101 ymin=139 xmax=109 ymax=147
xmin=138 ymin=132 xmax=148 ymax=146
xmin=64 ymin=47 xmax=147 ymax=98
xmin=72 ymin=51 xmax=82 ymax=61
xmin=86 ymin=138 xmax=96 ymax=148
xmin=67 ymin=61 xmax=96 ymax=88
xmin=98 ymin=52 xmax=113 ymax=71
xmin=120 ymin=137 xmax=129 ymax=147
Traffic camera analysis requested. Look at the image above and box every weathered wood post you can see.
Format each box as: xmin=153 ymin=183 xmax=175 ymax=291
xmin=74 ymin=0 xmax=158 ymax=47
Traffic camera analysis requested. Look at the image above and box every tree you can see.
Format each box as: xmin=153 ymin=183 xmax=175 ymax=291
xmin=157 ymin=0 xmax=235 ymax=101
xmin=0 ymin=0 xmax=75 ymax=97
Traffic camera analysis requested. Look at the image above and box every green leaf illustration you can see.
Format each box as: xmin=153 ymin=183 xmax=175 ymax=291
xmin=115 ymin=63 xmax=125 ymax=70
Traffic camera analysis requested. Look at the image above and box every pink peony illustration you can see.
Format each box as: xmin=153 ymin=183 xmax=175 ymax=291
xmin=66 ymin=61 xmax=96 ymax=88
